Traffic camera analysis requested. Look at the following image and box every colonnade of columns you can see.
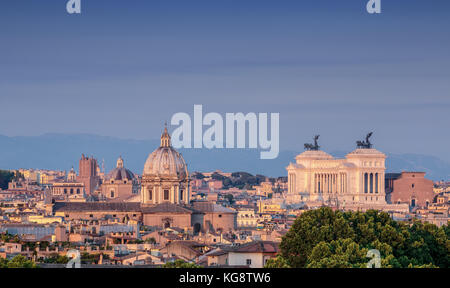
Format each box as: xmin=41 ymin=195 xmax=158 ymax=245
xmin=141 ymin=183 xmax=189 ymax=204
xmin=363 ymin=172 xmax=382 ymax=194
xmin=314 ymin=173 xmax=347 ymax=194
xmin=288 ymin=173 xmax=296 ymax=194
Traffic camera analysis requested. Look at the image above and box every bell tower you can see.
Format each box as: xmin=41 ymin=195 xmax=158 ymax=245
xmin=78 ymin=154 xmax=100 ymax=195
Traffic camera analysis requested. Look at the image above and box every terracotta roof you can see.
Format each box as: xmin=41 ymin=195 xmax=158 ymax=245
xmin=192 ymin=201 xmax=236 ymax=214
xmin=228 ymin=241 xmax=279 ymax=253
xmin=205 ymin=248 xmax=228 ymax=257
xmin=141 ymin=202 xmax=195 ymax=214
xmin=161 ymin=240 xmax=205 ymax=257
xmin=53 ymin=201 xmax=237 ymax=215
xmin=53 ymin=202 xmax=141 ymax=212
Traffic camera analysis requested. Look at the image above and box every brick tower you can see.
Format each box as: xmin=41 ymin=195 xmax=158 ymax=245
xmin=78 ymin=154 xmax=99 ymax=195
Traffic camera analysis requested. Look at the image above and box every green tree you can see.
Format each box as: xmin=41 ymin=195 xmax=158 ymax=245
xmin=145 ymin=237 xmax=156 ymax=244
xmin=0 ymin=170 xmax=14 ymax=190
xmin=42 ymin=253 xmax=69 ymax=264
xmin=4 ymin=255 xmax=37 ymax=268
xmin=280 ymin=207 xmax=354 ymax=267
xmin=224 ymin=194 xmax=234 ymax=204
xmin=162 ymin=259 xmax=201 ymax=268
xmin=0 ymin=257 xmax=9 ymax=268
xmin=264 ymin=256 xmax=290 ymax=268
xmin=280 ymin=207 xmax=449 ymax=268
xmin=306 ymin=239 xmax=368 ymax=268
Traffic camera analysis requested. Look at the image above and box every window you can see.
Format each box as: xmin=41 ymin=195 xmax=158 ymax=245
xmin=218 ymin=214 xmax=222 ymax=218
xmin=164 ymin=189 xmax=170 ymax=200
xmin=70 ymin=188 xmax=74 ymax=194
xmin=180 ymin=190 xmax=183 ymax=201
xmin=110 ymin=190 xmax=115 ymax=198
xmin=76 ymin=188 xmax=80 ymax=194
xmin=64 ymin=189 xmax=67 ymax=194
xmin=412 ymin=184 xmax=415 ymax=188
xmin=246 ymin=259 xmax=252 ymax=265
xmin=89 ymin=214 xmax=93 ymax=218
xmin=149 ymin=188 xmax=153 ymax=200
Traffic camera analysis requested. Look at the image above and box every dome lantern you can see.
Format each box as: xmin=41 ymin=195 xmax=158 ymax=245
xmin=116 ymin=156 xmax=124 ymax=168
xmin=161 ymin=123 xmax=171 ymax=147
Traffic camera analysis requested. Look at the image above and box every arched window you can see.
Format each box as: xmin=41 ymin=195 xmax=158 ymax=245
xmin=76 ymin=189 xmax=80 ymax=194
xmin=64 ymin=189 xmax=67 ymax=194
xmin=110 ymin=190 xmax=115 ymax=198
xmin=164 ymin=189 xmax=170 ymax=200
xmin=70 ymin=188 xmax=74 ymax=194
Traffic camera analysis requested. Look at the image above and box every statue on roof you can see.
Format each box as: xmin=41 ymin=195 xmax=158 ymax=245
xmin=304 ymin=135 xmax=320 ymax=151
xmin=356 ymin=132 xmax=373 ymax=149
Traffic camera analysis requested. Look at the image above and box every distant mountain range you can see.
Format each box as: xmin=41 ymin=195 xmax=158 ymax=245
xmin=0 ymin=134 xmax=448 ymax=180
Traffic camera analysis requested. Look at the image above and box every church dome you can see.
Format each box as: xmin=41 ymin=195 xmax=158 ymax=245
xmin=143 ymin=126 xmax=188 ymax=180
xmin=107 ymin=156 xmax=134 ymax=181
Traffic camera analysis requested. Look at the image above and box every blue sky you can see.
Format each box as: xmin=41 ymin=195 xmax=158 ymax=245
xmin=0 ymin=0 xmax=449 ymax=161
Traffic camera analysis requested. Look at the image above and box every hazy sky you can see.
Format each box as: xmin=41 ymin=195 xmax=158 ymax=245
xmin=0 ymin=0 xmax=449 ymax=161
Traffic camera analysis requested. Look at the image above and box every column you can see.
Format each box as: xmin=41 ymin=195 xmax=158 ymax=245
xmin=344 ymin=173 xmax=347 ymax=194
xmin=328 ymin=174 xmax=331 ymax=193
xmin=314 ymin=174 xmax=317 ymax=193
xmin=319 ymin=173 xmax=323 ymax=193
xmin=364 ymin=173 xmax=368 ymax=194
xmin=375 ymin=173 xmax=379 ymax=193
xmin=334 ymin=174 xmax=336 ymax=195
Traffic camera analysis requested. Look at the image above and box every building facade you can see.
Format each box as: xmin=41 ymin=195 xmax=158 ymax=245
xmin=286 ymin=147 xmax=387 ymax=206
xmin=386 ymin=172 xmax=434 ymax=208
xmin=51 ymin=126 xmax=237 ymax=234
xmin=101 ymin=156 xmax=138 ymax=202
